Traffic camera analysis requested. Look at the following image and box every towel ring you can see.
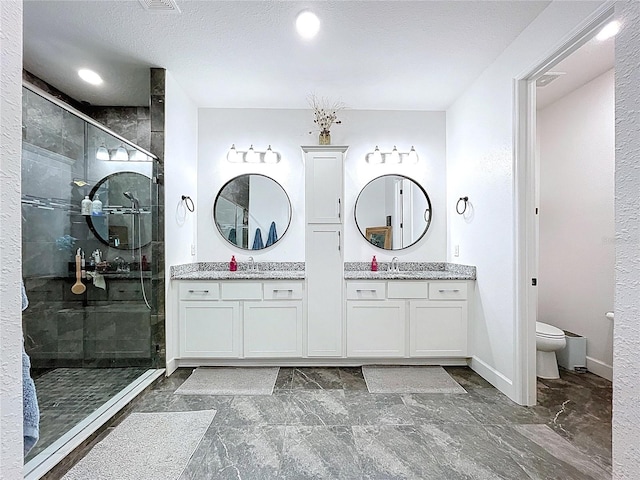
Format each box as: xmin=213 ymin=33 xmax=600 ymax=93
xmin=181 ymin=195 xmax=195 ymax=212
xmin=456 ymin=196 xmax=469 ymax=215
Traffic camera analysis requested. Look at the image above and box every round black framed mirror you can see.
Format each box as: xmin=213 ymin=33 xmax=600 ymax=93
xmin=213 ymin=174 xmax=292 ymax=250
xmin=355 ymin=174 xmax=432 ymax=250
xmin=87 ymin=171 xmax=152 ymax=250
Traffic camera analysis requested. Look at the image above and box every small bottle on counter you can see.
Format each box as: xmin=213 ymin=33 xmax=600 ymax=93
xmin=91 ymin=194 xmax=102 ymax=215
xmin=81 ymin=251 xmax=86 ymax=278
xmin=371 ymin=255 xmax=378 ymax=272
xmin=229 ymin=255 xmax=237 ymax=272
xmin=81 ymin=196 xmax=92 ymax=215
xmin=141 ymin=255 xmax=148 ymax=271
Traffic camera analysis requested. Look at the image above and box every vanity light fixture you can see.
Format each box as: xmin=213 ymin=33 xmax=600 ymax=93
xmin=407 ymin=146 xmax=419 ymax=164
xmin=227 ymin=144 xmax=240 ymax=163
xmin=389 ymin=146 xmax=401 ymax=164
xmin=245 ymin=145 xmax=259 ymax=163
xmin=263 ymin=145 xmax=278 ymax=164
xmin=128 ymin=149 xmax=148 ymax=161
xmin=366 ymin=146 xmax=419 ymax=164
xmin=226 ymin=144 xmax=281 ymax=164
xmin=111 ymin=144 xmax=129 ymax=161
xmin=96 ymin=143 xmax=110 ymax=161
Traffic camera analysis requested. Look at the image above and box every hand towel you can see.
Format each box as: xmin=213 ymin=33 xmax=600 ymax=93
xmin=87 ymin=271 xmax=107 ymax=290
xmin=228 ymin=227 xmax=237 ymax=244
xmin=21 ymin=280 xmax=40 ymax=457
xmin=266 ymin=221 xmax=278 ymax=247
xmin=252 ymin=228 xmax=264 ymax=250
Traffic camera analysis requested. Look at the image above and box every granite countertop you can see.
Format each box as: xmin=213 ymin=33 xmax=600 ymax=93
xmin=171 ymin=262 xmax=305 ymax=280
xmin=344 ymin=262 xmax=476 ymax=281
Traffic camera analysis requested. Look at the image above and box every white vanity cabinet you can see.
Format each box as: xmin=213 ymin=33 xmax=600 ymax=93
xmin=179 ymin=282 xmax=241 ymax=358
xmin=177 ymin=280 xmax=304 ymax=359
xmin=345 ymin=279 xmax=471 ymax=358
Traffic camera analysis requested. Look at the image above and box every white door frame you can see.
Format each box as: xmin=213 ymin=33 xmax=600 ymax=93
xmin=513 ymin=4 xmax=614 ymax=406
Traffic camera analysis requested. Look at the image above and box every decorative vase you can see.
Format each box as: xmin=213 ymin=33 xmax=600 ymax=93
xmin=319 ymin=131 xmax=331 ymax=145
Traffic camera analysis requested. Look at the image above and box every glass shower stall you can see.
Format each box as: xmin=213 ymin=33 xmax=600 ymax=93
xmin=21 ymin=84 xmax=160 ymax=463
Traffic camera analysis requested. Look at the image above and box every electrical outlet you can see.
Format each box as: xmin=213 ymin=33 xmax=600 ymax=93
xmin=454 ymin=245 xmax=460 ymax=257
xmin=190 ymin=244 xmax=196 ymax=256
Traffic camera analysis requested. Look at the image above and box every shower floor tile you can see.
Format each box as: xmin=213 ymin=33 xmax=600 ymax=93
xmin=26 ymin=367 xmax=148 ymax=461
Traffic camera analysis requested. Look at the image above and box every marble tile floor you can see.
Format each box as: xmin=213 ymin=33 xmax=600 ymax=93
xmin=64 ymin=366 xmax=612 ymax=479
xmin=27 ymin=367 xmax=149 ymax=462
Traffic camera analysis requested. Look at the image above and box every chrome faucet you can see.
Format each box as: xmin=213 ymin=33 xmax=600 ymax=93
xmin=247 ymin=256 xmax=256 ymax=271
xmin=391 ymin=256 xmax=399 ymax=272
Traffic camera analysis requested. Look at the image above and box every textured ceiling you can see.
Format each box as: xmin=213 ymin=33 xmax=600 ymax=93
xmin=23 ymin=0 xmax=551 ymax=109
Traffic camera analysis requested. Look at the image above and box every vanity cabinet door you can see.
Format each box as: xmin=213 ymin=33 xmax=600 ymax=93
xmin=179 ymin=301 xmax=241 ymax=358
xmin=243 ymin=301 xmax=303 ymax=357
xmin=307 ymin=225 xmax=343 ymax=357
xmin=409 ymin=301 xmax=468 ymax=357
xmin=305 ymin=150 xmax=343 ymax=224
xmin=346 ymin=300 xmax=406 ymax=357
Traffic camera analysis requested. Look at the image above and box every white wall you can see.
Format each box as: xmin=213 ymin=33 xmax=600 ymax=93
xmin=537 ymin=69 xmax=614 ymax=380
xmin=614 ymin=2 xmax=640 ymax=477
xmin=164 ymin=71 xmax=198 ymax=371
xmin=197 ymin=109 xmax=446 ymax=263
xmin=446 ymin=0 xmax=607 ymax=400
xmin=0 ymin=1 xmax=24 ymax=477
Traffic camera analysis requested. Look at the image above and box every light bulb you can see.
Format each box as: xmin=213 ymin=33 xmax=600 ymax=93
xmin=408 ymin=146 xmax=419 ymax=164
xmin=369 ymin=146 xmax=383 ymax=164
xmin=78 ymin=68 xmax=103 ymax=85
xmin=245 ymin=145 xmax=259 ymax=163
xmin=227 ymin=144 xmax=240 ymax=163
xmin=596 ymin=20 xmax=621 ymax=41
xmin=296 ymin=11 xmax=320 ymax=39
xmin=129 ymin=150 xmax=148 ymax=161
xmin=389 ymin=146 xmax=400 ymax=164
xmin=96 ymin=143 xmax=109 ymax=161
xmin=111 ymin=144 xmax=128 ymax=161
xmin=264 ymin=145 xmax=278 ymax=164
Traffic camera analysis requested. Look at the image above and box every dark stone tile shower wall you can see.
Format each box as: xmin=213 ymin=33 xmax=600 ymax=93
xmin=21 ymin=70 xmax=165 ymax=369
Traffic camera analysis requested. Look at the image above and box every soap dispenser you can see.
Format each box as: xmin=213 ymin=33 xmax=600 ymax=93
xmin=81 ymin=196 xmax=92 ymax=215
xmin=229 ymin=255 xmax=237 ymax=272
xmin=91 ymin=194 xmax=102 ymax=215
xmin=371 ymin=255 xmax=378 ymax=272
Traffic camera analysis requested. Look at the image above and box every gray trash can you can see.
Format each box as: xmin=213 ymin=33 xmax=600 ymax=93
xmin=556 ymin=330 xmax=587 ymax=373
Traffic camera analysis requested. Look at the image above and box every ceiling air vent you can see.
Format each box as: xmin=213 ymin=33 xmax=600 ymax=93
xmin=536 ymin=72 xmax=566 ymax=88
xmin=138 ymin=0 xmax=181 ymax=13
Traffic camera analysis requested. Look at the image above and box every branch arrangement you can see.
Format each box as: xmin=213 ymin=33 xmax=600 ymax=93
xmin=308 ymin=94 xmax=346 ymax=134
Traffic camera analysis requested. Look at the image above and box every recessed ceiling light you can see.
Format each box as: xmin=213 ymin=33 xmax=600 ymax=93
xmin=296 ymin=11 xmax=320 ymax=39
xmin=78 ymin=69 xmax=103 ymax=85
xmin=596 ymin=20 xmax=621 ymax=41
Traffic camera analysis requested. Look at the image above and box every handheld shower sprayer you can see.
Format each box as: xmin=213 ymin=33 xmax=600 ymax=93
xmin=123 ymin=191 xmax=140 ymax=210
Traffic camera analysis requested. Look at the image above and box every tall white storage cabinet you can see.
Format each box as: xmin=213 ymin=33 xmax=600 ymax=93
xmin=303 ymin=146 xmax=347 ymax=356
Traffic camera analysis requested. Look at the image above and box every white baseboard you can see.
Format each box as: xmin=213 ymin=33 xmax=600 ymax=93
xmin=586 ymin=356 xmax=612 ymax=381
xmin=470 ymin=356 xmax=514 ymax=400
xmin=166 ymin=358 xmax=178 ymax=376
xmin=175 ymin=357 xmax=470 ymax=368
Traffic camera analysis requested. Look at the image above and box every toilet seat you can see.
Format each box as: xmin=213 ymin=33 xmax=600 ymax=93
xmin=536 ymin=322 xmax=565 ymax=338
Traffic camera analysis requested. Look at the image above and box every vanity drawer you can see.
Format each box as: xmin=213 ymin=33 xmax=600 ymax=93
xmin=263 ymin=282 xmax=303 ymax=300
xmin=428 ymin=282 xmax=468 ymax=300
xmin=179 ymin=282 xmax=220 ymax=301
xmin=346 ymin=282 xmax=386 ymax=300
xmin=221 ymin=282 xmax=263 ymax=300
xmin=388 ymin=281 xmax=428 ymax=299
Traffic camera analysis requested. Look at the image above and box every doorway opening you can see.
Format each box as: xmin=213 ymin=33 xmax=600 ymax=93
xmin=514 ymin=6 xmax=615 ymax=406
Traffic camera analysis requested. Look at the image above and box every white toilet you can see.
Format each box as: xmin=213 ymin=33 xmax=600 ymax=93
xmin=536 ymin=322 xmax=566 ymax=379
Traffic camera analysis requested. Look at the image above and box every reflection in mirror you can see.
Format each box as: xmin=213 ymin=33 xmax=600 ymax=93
xmin=87 ymin=172 xmax=152 ymax=249
xmin=355 ymin=174 xmax=432 ymax=250
xmin=214 ymin=174 xmax=292 ymax=250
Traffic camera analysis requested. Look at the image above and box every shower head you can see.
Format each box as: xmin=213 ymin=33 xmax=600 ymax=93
xmin=123 ymin=191 xmax=140 ymax=209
